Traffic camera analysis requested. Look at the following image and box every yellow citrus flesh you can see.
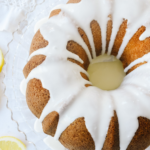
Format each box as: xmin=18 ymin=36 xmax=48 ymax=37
xmin=87 ymin=54 xmax=125 ymax=91
xmin=0 ymin=136 xmax=26 ymax=150
xmin=0 ymin=49 xmax=4 ymax=72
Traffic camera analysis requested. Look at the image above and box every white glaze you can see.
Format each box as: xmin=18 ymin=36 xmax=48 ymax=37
xmin=145 ymin=146 xmax=150 ymax=150
xmin=21 ymin=0 xmax=150 ymax=150
xmin=124 ymin=52 xmax=150 ymax=73
xmin=20 ymin=79 xmax=26 ymax=96
xmin=34 ymin=119 xmax=43 ymax=132
xmin=44 ymin=136 xmax=66 ymax=150
xmin=34 ymin=17 xmax=49 ymax=33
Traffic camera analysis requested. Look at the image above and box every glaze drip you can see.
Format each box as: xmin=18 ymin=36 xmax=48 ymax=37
xmin=21 ymin=0 xmax=150 ymax=150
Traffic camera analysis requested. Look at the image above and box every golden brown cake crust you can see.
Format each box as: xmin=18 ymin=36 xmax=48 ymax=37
xmin=91 ymin=20 xmax=102 ymax=56
xmin=127 ymin=62 xmax=147 ymax=74
xmin=121 ymin=26 xmax=150 ymax=69
xmin=26 ymin=79 xmax=50 ymax=118
xmin=30 ymin=30 xmax=48 ymax=55
xmin=42 ymin=111 xmax=59 ymax=136
xmin=78 ymin=27 xmax=93 ymax=58
xmin=23 ymin=55 xmax=46 ymax=78
xmin=23 ymin=0 xmax=150 ymax=149
xmin=127 ymin=117 xmax=150 ymax=150
xmin=102 ymin=112 xmax=120 ymax=150
xmin=59 ymin=118 xmax=95 ymax=150
xmin=106 ymin=19 xmax=112 ymax=52
xmin=67 ymin=0 xmax=81 ymax=3
xmin=67 ymin=40 xmax=90 ymax=70
xmin=49 ymin=9 xmax=61 ymax=18
xmin=111 ymin=20 xmax=127 ymax=57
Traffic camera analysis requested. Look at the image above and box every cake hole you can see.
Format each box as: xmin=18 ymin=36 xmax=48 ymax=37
xmin=87 ymin=54 xmax=125 ymax=91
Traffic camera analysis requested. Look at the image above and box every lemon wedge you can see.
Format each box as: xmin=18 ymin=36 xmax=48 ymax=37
xmin=0 ymin=49 xmax=4 ymax=72
xmin=0 ymin=136 xmax=26 ymax=150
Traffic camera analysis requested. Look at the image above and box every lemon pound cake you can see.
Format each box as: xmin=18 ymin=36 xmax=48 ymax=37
xmin=21 ymin=0 xmax=150 ymax=149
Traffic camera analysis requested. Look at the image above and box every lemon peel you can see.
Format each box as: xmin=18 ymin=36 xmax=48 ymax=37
xmin=0 ymin=136 xmax=26 ymax=150
xmin=0 ymin=49 xmax=4 ymax=72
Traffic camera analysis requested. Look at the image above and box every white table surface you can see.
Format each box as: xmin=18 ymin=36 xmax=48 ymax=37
xmin=0 ymin=30 xmax=30 ymax=148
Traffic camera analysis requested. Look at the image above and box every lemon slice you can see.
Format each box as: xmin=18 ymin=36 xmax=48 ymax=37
xmin=0 ymin=49 xmax=4 ymax=72
xmin=0 ymin=136 xmax=26 ymax=150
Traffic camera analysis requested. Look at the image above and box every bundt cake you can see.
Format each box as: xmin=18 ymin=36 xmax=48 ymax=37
xmin=20 ymin=0 xmax=150 ymax=149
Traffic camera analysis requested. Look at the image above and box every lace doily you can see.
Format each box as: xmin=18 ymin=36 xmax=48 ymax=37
xmin=0 ymin=0 xmax=45 ymax=32
xmin=0 ymin=0 xmax=36 ymax=11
